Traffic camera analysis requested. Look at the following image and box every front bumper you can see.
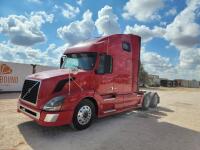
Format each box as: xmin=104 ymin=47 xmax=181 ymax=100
xmin=17 ymin=101 xmax=73 ymax=127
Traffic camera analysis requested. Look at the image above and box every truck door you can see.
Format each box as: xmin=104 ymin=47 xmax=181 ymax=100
xmin=112 ymin=40 xmax=132 ymax=95
xmin=112 ymin=40 xmax=138 ymax=109
xmin=95 ymin=54 xmax=117 ymax=114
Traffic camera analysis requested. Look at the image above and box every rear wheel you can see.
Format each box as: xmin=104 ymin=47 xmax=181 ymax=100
xmin=142 ymin=92 xmax=151 ymax=110
xmin=149 ymin=92 xmax=159 ymax=108
xmin=71 ymin=99 xmax=95 ymax=130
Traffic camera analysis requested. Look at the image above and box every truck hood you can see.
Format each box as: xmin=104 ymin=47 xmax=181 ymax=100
xmin=24 ymin=68 xmax=94 ymax=109
xmin=28 ymin=69 xmax=84 ymax=80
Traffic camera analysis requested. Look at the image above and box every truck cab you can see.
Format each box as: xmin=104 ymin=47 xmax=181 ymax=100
xmin=17 ymin=34 xmax=159 ymax=130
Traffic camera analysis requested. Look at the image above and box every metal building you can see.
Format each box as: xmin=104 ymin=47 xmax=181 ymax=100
xmin=148 ymin=74 xmax=160 ymax=87
xmin=174 ymin=79 xmax=200 ymax=88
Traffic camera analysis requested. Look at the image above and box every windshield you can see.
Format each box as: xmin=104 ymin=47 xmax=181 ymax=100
xmin=61 ymin=52 xmax=97 ymax=70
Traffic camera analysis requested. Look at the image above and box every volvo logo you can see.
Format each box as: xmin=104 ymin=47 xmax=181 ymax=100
xmin=27 ymin=88 xmax=32 ymax=93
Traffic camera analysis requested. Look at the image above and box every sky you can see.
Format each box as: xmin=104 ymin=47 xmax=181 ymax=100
xmin=0 ymin=0 xmax=200 ymax=80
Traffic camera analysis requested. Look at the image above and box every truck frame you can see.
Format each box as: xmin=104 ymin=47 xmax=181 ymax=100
xmin=17 ymin=34 xmax=159 ymax=130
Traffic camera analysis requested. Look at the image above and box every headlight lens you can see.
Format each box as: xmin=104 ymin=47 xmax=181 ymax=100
xmin=43 ymin=96 xmax=65 ymax=111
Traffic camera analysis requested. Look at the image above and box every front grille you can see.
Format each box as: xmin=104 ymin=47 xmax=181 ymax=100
xmin=21 ymin=79 xmax=40 ymax=104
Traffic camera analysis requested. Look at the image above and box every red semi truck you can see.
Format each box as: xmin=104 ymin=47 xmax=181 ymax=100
xmin=17 ymin=34 xmax=159 ymax=130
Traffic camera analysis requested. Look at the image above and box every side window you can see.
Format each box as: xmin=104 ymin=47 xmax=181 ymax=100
xmin=122 ymin=42 xmax=131 ymax=52
xmin=96 ymin=54 xmax=112 ymax=74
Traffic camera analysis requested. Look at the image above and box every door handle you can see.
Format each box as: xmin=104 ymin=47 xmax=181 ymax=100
xmin=110 ymin=86 xmax=117 ymax=91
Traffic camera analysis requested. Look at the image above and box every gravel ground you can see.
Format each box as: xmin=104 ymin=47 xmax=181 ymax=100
xmin=0 ymin=88 xmax=200 ymax=150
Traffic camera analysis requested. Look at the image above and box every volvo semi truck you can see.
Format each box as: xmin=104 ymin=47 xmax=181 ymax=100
xmin=17 ymin=34 xmax=159 ymax=130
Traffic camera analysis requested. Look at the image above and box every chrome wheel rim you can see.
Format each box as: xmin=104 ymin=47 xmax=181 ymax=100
xmin=77 ymin=105 xmax=92 ymax=125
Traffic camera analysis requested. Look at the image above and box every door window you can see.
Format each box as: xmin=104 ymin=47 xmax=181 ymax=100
xmin=96 ymin=54 xmax=113 ymax=74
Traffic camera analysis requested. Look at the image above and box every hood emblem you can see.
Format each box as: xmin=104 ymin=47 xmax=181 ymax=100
xmin=27 ymin=88 xmax=32 ymax=93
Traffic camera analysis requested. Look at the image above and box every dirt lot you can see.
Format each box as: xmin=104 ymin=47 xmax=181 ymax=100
xmin=0 ymin=88 xmax=200 ymax=150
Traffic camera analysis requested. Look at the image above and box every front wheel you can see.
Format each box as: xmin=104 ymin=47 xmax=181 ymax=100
xmin=71 ymin=99 xmax=95 ymax=130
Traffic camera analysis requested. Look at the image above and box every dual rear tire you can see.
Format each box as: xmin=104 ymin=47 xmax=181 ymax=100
xmin=142 ymin=92 xmax=159 ymax=110
xmin=150 ymin=92 xmax=159 ymax=108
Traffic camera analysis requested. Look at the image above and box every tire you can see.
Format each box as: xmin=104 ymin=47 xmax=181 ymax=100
xmin=71 ymin=99 xmax=95 ymax=130
xmin=142 ymin=92 xmax=151 ymax=110
xmin=149 ymin=92 xmax=159 ymax=108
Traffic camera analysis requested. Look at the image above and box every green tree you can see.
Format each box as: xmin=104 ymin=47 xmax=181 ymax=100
xmin=139 ymin=63 xmax=149 ymax=86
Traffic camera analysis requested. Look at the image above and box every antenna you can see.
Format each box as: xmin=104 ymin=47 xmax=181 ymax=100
xmin=68 ymin=69 xmax=71 ymax=95
xmin=106 ymin=19 xmax=111 ymax=54
xmin=107 ymin=36 xmax=109 ymax=54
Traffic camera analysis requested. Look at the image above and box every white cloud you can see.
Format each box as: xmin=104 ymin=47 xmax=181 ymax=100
xmin=160 ymin=21 xmax=167 ymax=26
xmin=179 ymin=48 xmax=200 ymax=69
xmin=122 ymin=0 xmax=164 ymax=21
xmin=27 ymin=0 xmax=42 ymax=3
xmin=126 ymin=0 xmax=200 ymax=77
xmin=95 ymin=5 xmax=120 ymax=35
xmin=164 ymin=0 xmax=200 ymax=48
xmin=166 ymin=7 xmax=177 ymax=16
xmin=123 ymin=0 xmax=200 ymax=48
xmin=47 ymin=43 xmax=56 ymax=52
xmin=57 ymin=10 xmax=95 ymax=45
xmin=76 ymin=0 xmax=84 ymax=5
xmin=164 ymin=0 xmax=200 ymax=72
xmin=0 ymin=11 xmax=54 ymax=46
xmin=0 ymin=42 xmax=42 ymax=64
xmin=0 ymin=42 xmax=68 ymax=66
xmin=43 ymin=43 xmax=69 ymax=65
xmin=141 ymin=48 xmax=173 ymax=75
xmin=62 ymin=3 xmax=80 ymax=19
xmin=124 ymin=24 xmax=165 ymax=42
xmin=140 ymin=48 xmax=199 ymax=80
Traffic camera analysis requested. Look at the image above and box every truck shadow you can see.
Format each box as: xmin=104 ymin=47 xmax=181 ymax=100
xmin=18 ymin=106 xmax=200 ymax=150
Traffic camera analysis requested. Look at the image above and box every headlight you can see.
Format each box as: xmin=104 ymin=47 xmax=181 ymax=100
xmin=43 ymin=96 xmax=65 ymax=111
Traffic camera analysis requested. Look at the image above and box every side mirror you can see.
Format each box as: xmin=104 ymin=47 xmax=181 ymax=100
xmin=60 ymin=56 xmax=65 ymax=68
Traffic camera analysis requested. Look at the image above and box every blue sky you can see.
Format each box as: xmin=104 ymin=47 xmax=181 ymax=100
xmin=0 ymin=0 xmax=200 ymax=80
